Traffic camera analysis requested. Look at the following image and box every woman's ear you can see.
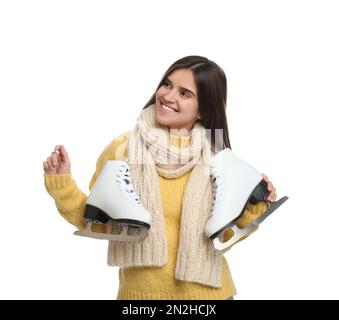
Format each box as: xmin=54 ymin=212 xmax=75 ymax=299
xmin=197 ymin=113 xmax=202 ymax=120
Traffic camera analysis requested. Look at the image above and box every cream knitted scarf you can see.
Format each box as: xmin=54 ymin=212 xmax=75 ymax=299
xmin=107 ymin=103 xmax=224 ymax=288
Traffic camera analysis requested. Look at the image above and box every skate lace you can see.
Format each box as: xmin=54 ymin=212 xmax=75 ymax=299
xmin=115 ymin=163 xmax=142 ymax=206
xmin=210 ymin=165 xmax=223 ymax=209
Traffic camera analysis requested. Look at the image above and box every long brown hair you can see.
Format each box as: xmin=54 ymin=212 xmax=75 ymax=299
xmin=143 ymin=55 xmax=231 ymax=151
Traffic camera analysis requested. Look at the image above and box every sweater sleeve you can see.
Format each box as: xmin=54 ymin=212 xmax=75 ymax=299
xmin=43 ymin=132 xmax=130 ymax=232
xmin=222 ymin=201 xmax=269 ymax=250
xmin=44 ymin=172 xmax=89 ymax=230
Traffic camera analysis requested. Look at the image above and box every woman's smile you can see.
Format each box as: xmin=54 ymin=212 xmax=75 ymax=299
xmin=160 ymin=103 xmax=179 ymax=113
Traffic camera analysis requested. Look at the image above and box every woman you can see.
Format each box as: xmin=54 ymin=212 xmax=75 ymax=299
xmin=43 ymin=55 xmax=277 ymax=300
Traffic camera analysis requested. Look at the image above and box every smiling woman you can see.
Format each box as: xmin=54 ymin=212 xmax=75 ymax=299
xmin=144 ymin=55 xmax=231 ymax=151
xmin=44 ymin=55 xmax=277 ymax=301
xmin=155 ymin=68 xmax=201 ymax=132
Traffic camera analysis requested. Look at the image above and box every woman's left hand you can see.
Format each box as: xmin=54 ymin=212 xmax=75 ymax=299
xmin=261 ymin=173 xmax=277 ymax=203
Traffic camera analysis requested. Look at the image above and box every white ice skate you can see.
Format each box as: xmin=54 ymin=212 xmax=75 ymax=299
xmin=205 ymin=148 xmax=288 ymax=251
xmin=74 ymin=160 xmax=152 ymax=241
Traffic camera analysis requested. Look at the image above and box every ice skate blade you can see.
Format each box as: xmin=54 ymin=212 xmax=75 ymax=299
xmin=213 ymin=196 xmax=289 ymax=252
xmin=74 ymin=222 xmax=149 ymax=242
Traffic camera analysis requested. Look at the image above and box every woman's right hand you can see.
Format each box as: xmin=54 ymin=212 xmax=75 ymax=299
xmin=43 ymin=145 xmax=71 ymax=174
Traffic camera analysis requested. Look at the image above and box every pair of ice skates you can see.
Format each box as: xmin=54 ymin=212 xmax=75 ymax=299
xmin=74 ymin=149 xmax=288 ymax=251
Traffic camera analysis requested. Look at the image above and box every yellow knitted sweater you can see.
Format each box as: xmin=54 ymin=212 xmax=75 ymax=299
xmin=44 ymin=132 xmax=268 ymax=300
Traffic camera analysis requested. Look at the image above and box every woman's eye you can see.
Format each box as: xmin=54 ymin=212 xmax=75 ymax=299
xmin=162 ymin=81 xmax=190 ymax=98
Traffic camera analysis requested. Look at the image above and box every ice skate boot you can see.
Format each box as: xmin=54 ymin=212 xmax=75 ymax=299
xmin=74 ymin=160 xmax=152 ymax=241
xmin=205 ymin=148 xmax=288 ymax=251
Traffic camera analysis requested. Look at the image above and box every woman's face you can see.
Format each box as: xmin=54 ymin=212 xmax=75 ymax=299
xmin=155 ymin=68 xmax=201 ymax=132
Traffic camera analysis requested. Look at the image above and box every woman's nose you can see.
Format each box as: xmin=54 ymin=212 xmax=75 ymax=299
xmin=163 ymin=89 xmax=177 ymax=102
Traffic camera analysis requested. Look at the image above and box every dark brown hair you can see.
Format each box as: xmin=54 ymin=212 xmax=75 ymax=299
xmin=143 ymin=55 xmax=231 ymax=151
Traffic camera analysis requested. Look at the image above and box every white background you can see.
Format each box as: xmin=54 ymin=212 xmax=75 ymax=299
xmin=0 ymin=0 xmax=338 ymax=300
